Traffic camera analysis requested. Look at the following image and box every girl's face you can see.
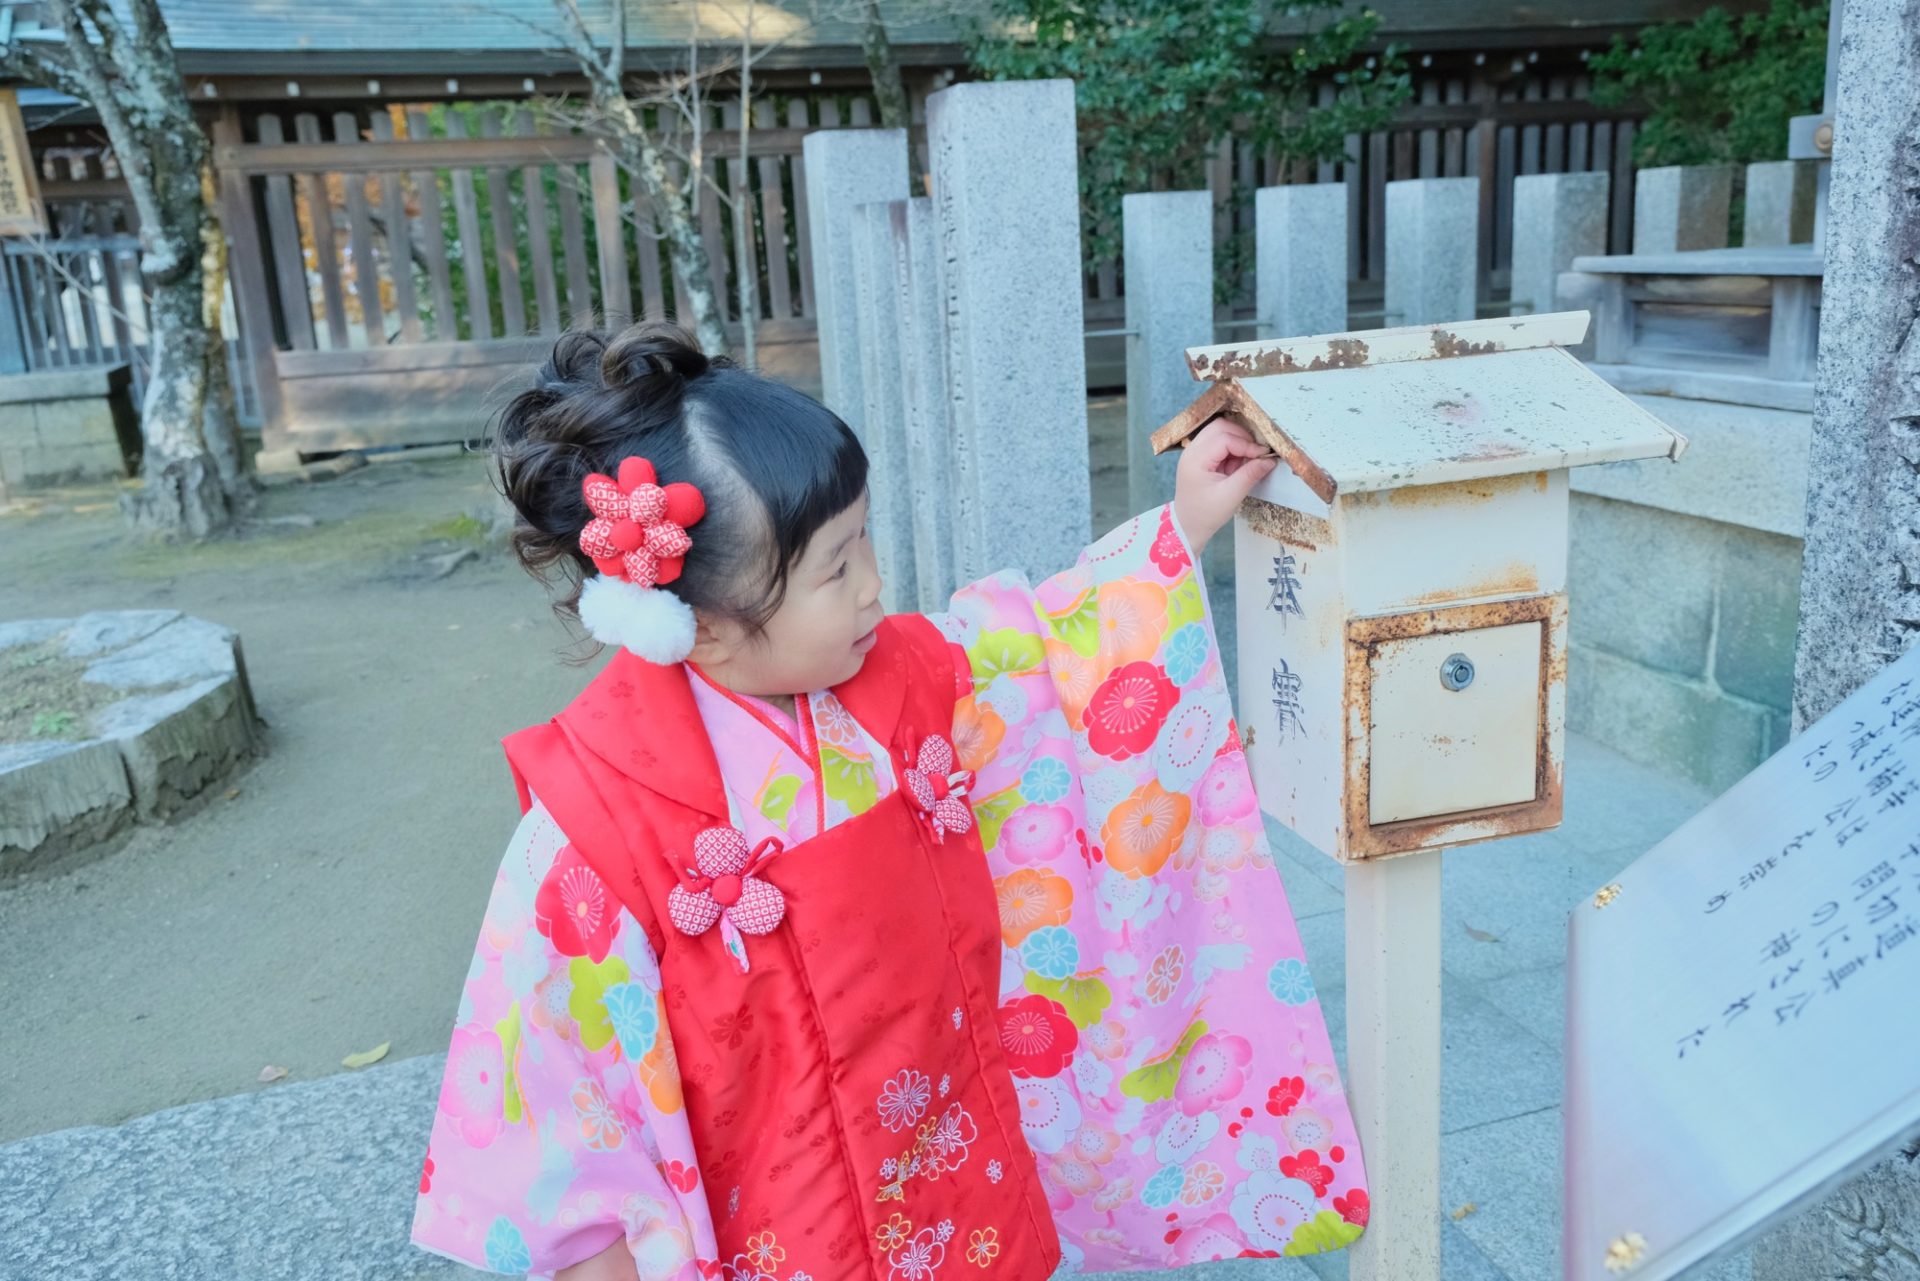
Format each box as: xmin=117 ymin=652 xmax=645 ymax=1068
xmin=689 ymin=495 xmax=886 ymax=697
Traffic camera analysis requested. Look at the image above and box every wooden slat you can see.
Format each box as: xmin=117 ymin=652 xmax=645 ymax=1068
xmin=1520 ymin=79 xmax=1543 ymax=177
xmin=589 ymin=148 xmax=631 ymax=324
xmin=1366 ymin=130 xmax=1387 ymax=281
xmin=106 ymin=249 xmax=137 ymax=373
xmin=697 ymin=142 xmax=729 ymax=319
xmin=514 ymin=111 xmax=561 ymax=336
xmin=212 ymin=109 xmax=287 ymax=439
xmin=553 ymin=161 xmax=592 ymax=327
xmin=1472 ymin=78 xmax=1497 ymax=302
xmin=369 ymin=112 xmax=423 ymax=343
xmin=754 ymin=100 xmax=793 ymax=319
xmin=255 ymin=115 xmax=318 ymax=351
xmin=633 ymin=178 xmax=667 ymax=322
xmin=788 ymin=98 xmax=817 ymax=318
xmin=407 ymin=108 xmax=460 ymax=342
xmin=667 ymin=157 xmax=693 ymax=320
xmin=334 ymin=111 xmax=387 ymax=344
xmin=1418 ymin=79 xmax=1440 ymax=177
xmin=1545 ymin=76 xmax=1568 ymax=172
xmin=1612 ymin=120 xmax=1637 ymax=255
xmin=40 ymin=257 xmax=73 ymax=365
xmin=73 ymin=248 xmax=105 ymax=364
xmin=819 ymin=98 xmax=841 ymax=129
xmin=479 ymin=111 xmax=527 ymax=336
xmin=444 ymin=113 xmax=494 ymax=341
xmin=849 ymin=97 xmax=872 ymax=126
xmin=722 ymin=100 xmax=754 ymax=323
xmin=295 ymin=113 xmax=351 ymax=349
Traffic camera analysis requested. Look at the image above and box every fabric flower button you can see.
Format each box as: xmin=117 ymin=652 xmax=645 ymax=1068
xmin=668 ymin=826 xmax=786 ymax=944
xmin=903 ymin=734 xmax=976 ymax=842
xmin=578 ymin=457 xmax=707 ymax=589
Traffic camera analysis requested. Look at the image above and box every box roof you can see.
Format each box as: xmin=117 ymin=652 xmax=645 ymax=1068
xmin=1154 ymin=314 xmax=1687 ymax=500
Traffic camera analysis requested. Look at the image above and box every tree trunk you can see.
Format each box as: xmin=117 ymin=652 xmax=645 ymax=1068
xmin=120 ymin=265 xmax=233 ymax=537
xmin=861 ymin=0 xmax=910 ymax=131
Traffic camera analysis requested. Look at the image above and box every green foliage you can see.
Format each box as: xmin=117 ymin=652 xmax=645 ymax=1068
xmin=30 ymin=710 xmax=77 ymax=738
xmin=1590 ymin=0 xmax=1829 ymax=168
xmin=966 ymin=0 xmax=1409 ymax=301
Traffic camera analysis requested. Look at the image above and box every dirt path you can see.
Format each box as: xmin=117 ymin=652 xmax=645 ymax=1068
xmin=0 ymin=398 xmax=1135 ymax=1145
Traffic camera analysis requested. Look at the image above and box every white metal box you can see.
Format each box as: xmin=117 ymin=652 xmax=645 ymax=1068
xmin=1157 ymin=313 xmax=1686 ymax=862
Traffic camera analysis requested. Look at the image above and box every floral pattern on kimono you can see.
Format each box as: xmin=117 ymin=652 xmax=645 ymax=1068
xmin=412 ymin=505 xmax=1362 ymax=1278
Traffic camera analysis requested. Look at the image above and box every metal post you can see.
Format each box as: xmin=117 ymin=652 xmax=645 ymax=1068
xmin=1345 ymin=850 xmax=1444 ymax=1281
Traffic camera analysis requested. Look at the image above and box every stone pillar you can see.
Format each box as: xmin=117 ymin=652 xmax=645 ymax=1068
xmin=1760 ymin=1 xmax=1920 ymax=1273
xmin=1255 ymin=182 xmax=1348 ymax=339
xmin=1743 ymin=159 xmax=1819 ymax=247
xmin=1510 ymin=171 xmax=1609 ymax=316
xmin=1631 ymin=164 xmax=1734 ymax=254
xmin=926 ymin=78 xmax=1090 ymax=585
xmin=886 ymin=197 xmax=960 ymax=612
xmin=1385 ymin=178 xmax=1479 ymax=327
xmin=850 ymin=201 xmax=918 ymax=612
xmin=801 ymin=128 xmax=909 ymax=435
xmin=1123 ymin=190 xmax=1212 ymax=512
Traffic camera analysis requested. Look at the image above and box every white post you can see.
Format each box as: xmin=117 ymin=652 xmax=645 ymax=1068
xmin=1631 ymin=164 xmax=1734 ymax=254
xmin=1742 ymin=160 xmax=1818 ymax=247
xmin=1345 ymin=851 xmax=1444 ymax=1281
xmin=1386 ymin=178 xmax=1480 ymax=327
xmin=1511 ymin=172 xmax=1609 ymax=317
xmin=1255 ymin=183 xmax=1349 ymax=339
xmin=1122 ymin=190 xmax=1213 ymax=512
xmin=886 ymin=197 xmax=960 ymax=612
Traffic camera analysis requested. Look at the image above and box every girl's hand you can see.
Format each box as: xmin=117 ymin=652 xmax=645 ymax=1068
xmin=1172 ymin=416 xmax=1279 ymax=554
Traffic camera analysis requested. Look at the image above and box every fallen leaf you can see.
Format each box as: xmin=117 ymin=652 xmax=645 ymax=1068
xmin=1452 ymin=1202 xmax=1478 ymax=1220
xmin=447 ymin=624 xmax=461 ymax=631
xmin=1463 ymin=924 xmax=1502 ymax=943
xmin=225 ymin=788 xmax=241 ymax=801
xmin=341 ymin=1041 xmax=391 ymax=1069
xmin=258 ymin=1065 xmax=289 ymax=1083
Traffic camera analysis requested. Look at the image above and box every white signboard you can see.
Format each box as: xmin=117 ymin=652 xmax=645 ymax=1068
xmin=0 ymin=90 xmax=46 ymax=238
xmin=1565 ymin=645 xmax=1920 ymax=1280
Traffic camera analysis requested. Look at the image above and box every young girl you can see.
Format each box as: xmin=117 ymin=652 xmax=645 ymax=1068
xmin=412 ymin=323 xmax=1365 ymax=1281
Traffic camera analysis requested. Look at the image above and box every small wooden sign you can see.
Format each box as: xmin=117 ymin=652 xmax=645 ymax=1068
xmin=1565 ymin=643 xmax=1920 ymax=1279
xmin=0 ymin=90 xmax=48 ymax=237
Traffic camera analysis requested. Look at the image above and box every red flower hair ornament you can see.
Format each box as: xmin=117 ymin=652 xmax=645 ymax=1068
xmin=576 ymin=456 xmax=708 ymax=664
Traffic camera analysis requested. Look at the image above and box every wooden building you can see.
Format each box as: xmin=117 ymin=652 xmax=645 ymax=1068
xmin=1 ymin=0 xmax=1758 ymax=457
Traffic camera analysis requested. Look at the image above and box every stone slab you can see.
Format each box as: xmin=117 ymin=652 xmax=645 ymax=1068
xmin=1712 ymin=527 xmax=1802 ymax=709
xmin=1571 ymin=393 xmax=1813 ymax=538
xmin=851 ymin=200 xmax=918 ymax=612
xmin=64 ymin=609 xmax=182 ymax=658
xmin=888 ymin=197 xmax=960 ymax=612
xmin=0 ymin=363 xmax=130 ymax=404
xmin=1569 ymin=494 xmax=1722 ymax=680
xmin=82 ymin=616 xmax=239 ymax=689
xmin=1385 ymin=178 xmax=1479 ymax=327
xmin=1123 ymin=190 xmax=1213 ymax=511
xmin=1632 ymin=164 xmax=1735 ymax=254
xmin=1743 ymin=159 xmax=1818 ymax=248
xmin=0 ymin=1052 xmax=490 ymax=1281
xmin=1568 ymin=642 xmax=1778 ymax=795
xmin=1255 ymin=183 xmax=1348 ymax=340
xmin=1511 ymin=172 xmax=1608 ymax=316
xmin=926 ymin=78 xmax=1091 ymax=585
xmin=801 ymin=128 xmax=910 ymax=435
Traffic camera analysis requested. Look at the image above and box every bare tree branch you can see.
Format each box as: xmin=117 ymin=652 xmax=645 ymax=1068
xmin=0 ymin=33 xmax=91 ymax=99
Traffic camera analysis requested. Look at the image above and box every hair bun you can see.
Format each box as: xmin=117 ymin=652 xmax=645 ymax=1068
xmin=601 ymin=321 xmax=713 ymax=395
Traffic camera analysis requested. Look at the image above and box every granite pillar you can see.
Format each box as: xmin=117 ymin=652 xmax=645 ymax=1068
xmin=1743 ymin=159 xmax=1819 ymax=247
xmin=1255 ymin=182 xmax=1348 ymax=339
xmin=850 ymin=201 xmax=918 ymax=612
xmin=886 ymin=197 xmax=960 ymax=612
xmin=1123 ymin=190 xmax=1212 ymax=511
xmin=1385 ymin=178 xmax=1479 ymax=327
xmin=801 ymin=128 xmax=909 ymax=436
xmin=1631 ymin=164 xmax=1734 ymax=254
xmin=1511 ymin=171 xmax=1609 ymax=316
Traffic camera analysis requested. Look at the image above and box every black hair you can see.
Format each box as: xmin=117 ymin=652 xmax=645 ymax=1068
xmin=491 ymin=320 xmax=869 ymax=638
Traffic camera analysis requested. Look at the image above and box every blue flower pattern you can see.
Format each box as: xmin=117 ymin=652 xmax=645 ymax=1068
xmin=1021 ymin=756 xmax=1073 ymax=805
xmin=1023 ymin=926 xmax=1080 ymax=980
xmin=1267 ymin=957 xmax=1316 ymax=1005
xmin=1164 ymin=623 xmax=1210 ymax=688
xmin=484 ymin=1216 xmax=532 ymax=1273
xmin=602 ymin=982 xmax=659 ymax=1059
xmin=1141 ymin=1164 xmax=1186 ymax=1208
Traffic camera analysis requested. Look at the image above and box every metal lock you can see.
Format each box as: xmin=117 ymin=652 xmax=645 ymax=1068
xmin=1439 ymin=652 xmax=1476 ymax=692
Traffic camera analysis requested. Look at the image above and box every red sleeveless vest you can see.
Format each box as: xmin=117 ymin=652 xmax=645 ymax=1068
xmin=503 ymin=617 xmax=1061 ymax=1281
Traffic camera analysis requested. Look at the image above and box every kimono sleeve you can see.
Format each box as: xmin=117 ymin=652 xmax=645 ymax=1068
xmin=412 ymin=801 xmax=718 ymax=1280
xmin=931 ymin=506 xmax=1368 ymax=1271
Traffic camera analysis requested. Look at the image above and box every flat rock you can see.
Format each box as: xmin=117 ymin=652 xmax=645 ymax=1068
xmin=83 ymin=616 xmax=237 ymax=690
xmin=92 ymin=678 xmax=258 ymax=819
xmin=0 ymin=737 xmax=132 ymax=869
xmin=0 ymin=1053 xmax=489 ymax=1281
xmin=0 ymin=618 xmax=71 ymax=651
xmin=63 ymin=610 xmax=182 ymax=658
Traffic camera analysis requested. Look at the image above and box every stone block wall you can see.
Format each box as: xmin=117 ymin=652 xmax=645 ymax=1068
xmin=0 ymin=365 xmax=139 ymax=493
xmin=1567 ymin=391 xmax=1810 ymax=794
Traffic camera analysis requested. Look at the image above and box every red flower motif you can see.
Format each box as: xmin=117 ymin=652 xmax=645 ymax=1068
xmin=664 ymin=1159 xmax=701 ymax=1194
xmin=1149 ymin=507 xmax=1191 ymax=577
xmin=1085 ymin=661 xmax=1179 ymax=761
xmin=1075 ymin=828 xmax=1103 ymax=869
xmin=712 ymin=1005 xmax=755 ymax=1050
xmin=1266 ymin=1075 xmax=1305 ymax=1118
xmin=996 ymin=993 xmax=1079 ymax=1078
xmin=902 ymin=734 xmax=975 ymax=843
xmin=1334 ymin=1188 xmax=1369 ymax=1226
xmin=578 ymin=456 xmax=706 ymax=588
xmin=419 ymin=1153 xmax=434 ymax=1193
xmin=668 ymin=827 xmax=787 ymax=939
xmin=534 ymin=844 xmax=618 ymax=962
xmin=1279 ymin=1149 xmax=1336 ymax=1198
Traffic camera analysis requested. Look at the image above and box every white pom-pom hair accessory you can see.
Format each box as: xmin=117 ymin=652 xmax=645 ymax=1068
xmin=576 ymin=456 xmax=707 ymax=664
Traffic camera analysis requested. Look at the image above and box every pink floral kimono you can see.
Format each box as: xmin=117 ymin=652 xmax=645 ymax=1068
xmin=412 ymin=505 xmax=1365 ymax=1279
